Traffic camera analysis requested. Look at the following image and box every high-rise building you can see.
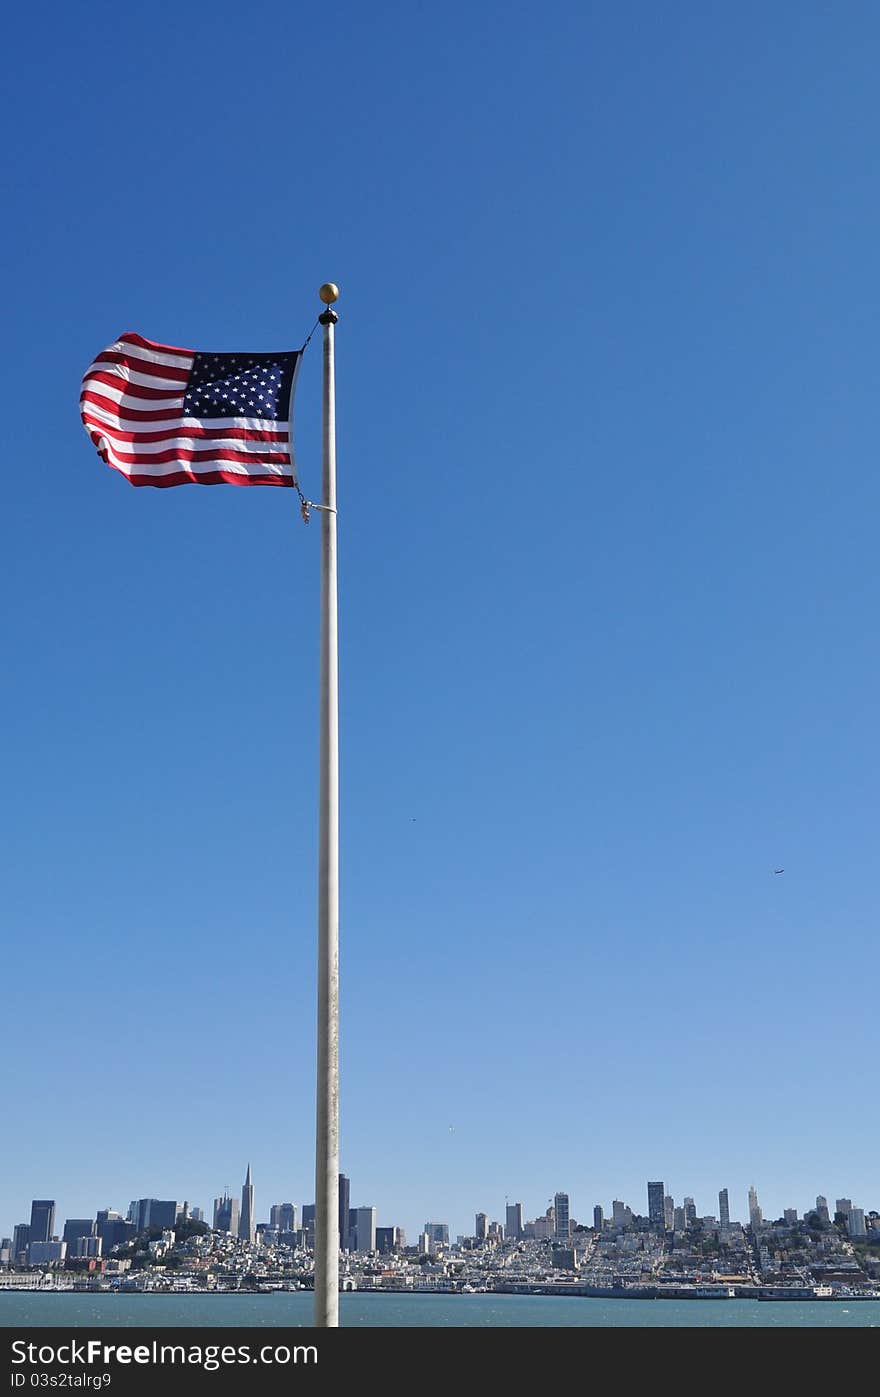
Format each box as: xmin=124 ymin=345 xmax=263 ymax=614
xmin=848 ymin=1208 xmax=866 ymax=1238
xmin=683 ymin=1197 xmax=696 ymax=1226
xmin=424 ymin=1222 xmax=449 ymax=1248
xmin=75 ymin=1236 xmax=102 ymax=1258
xmin=270 ymin=1204 xmax=297 ymax=1233
xmin=505 ymin=1203 xmax=523 ymax=1240
xmin=611 ymin=1200 xmax=627 ymax=1230
xmin=355 ymin=1207 xmax=376 ymax=1254
xmin=96 ymin=1211 xmax=134 ymax=1255
xmin=748 ymin=1186 xmax=762 ymax=1232
xmin=475 ymin=1212 xmax=488 ymax=1241
xmin=213 ymin=1192 xmax=239 ymax=1235
xmin=29 ymin=1201 xmax=55 ymax=1246
xmin=783 ymin=1208 xmax=798 ymax=1225
xmin=190 ymin=1208 xmax=204 ymax=1224
xmin=338 ymin=1175 xmax=350 ymax=1251
xmin=554 ymin=1193 xmax=571 ymax=1240
xmin=835 ymin=1199 xmax=853 ymax=1219
xmin=376 ymin=1226 xmax=405 ymax=1254
xmin=239 ymin=1164 xmax=255 ymax=1245
xmin=719 ymin=1189 xmax=730 ymax=1231
xmin=815 ymin=1196 xmax=830 ymax=1224
xmin=673 ymin=1207 xmax=687 ymax=1232
xmin=132 ymin=1200 xmax=178 ymax=1231
xmin=62 ymin=1220 xmax=95 ymax=1253
xmin=647 ymin=1182 xmax=665 ymax=1232
xmin=12 ymin=1225 xmax=30 ymax=1264
xmin=593 ymin=1205 xmax=604 ymax=1232
xmin=664 ymin=1195 xmax=674 ymax=1231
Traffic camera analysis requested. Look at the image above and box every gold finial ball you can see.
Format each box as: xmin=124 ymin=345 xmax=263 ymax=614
xmin=318 ymin=283 xmax=340 ymax=305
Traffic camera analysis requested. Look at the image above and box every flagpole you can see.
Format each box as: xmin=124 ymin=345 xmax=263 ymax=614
xmin=314 ymin=282 xmax=340 ymax=1328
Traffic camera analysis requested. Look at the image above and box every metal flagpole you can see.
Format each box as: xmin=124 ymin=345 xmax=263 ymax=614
xmin=314 ymin=282 xmax=340 ymax=1327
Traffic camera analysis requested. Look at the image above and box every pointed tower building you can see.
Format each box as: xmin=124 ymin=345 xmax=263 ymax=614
xmin=239 ymin=1164 xmax=255 ymax=1245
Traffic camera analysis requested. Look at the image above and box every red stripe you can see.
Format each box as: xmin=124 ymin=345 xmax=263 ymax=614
xmin=81 ymin=414 xmax=288 ymax=445
xmin=93 ymin=438 xmax=290 ymax=466
xmin=81 ymin=390 xmax=195 ymax=423
xmin=114 ymin=464 xmax=293 ymax=489
xmin=92 ymin=350 xmax=191 ymax=383
xmin=118 ymin=331 xmax=194 ymax=360
xmin=83 ymin=370 xmax=184 ymax=402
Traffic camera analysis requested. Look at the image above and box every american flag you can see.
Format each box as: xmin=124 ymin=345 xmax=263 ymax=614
xmin=80 ymin=331 xmax=302 ymax=487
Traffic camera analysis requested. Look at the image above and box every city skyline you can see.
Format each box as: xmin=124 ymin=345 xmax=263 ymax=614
xmin=4 ymin=1168 xmax=876 ymax=1253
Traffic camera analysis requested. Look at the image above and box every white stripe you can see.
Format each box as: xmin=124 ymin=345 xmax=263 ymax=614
xmin=80 ymin=381 xmax=184 ymax=409
xmin=81 ymin=401 xmax=286 ymax=435
xmin=93 ymin=432 xmax=291 ymax=457
xmin=83 ymin=362 xmax=189 ymax=392
xmin=98 ymin=439 xmax=292 ymax=478
xmin=110 ymin=338 xmax=194 ymax=368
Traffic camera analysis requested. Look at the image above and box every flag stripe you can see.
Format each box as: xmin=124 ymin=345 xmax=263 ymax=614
xmin=81 ymin=331 xmax=300 ymax=488
xmin=88 ymin=351 xmax=192 ymax=385
xmin=81 ymin=413 xmax=288 ymax=445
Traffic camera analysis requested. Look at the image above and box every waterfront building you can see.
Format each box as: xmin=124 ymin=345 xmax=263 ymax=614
xmin=29 ymin=1201 xmax=55 ymax=1246
xmin=748 ymin=1187 xmax=762 ymax=1232
xmin=239 ymin=1164 xmax=255 ymax=1245
xmin=593 ymin=1205 xmax=604 ymax=1232
xmin=475 ymin=1212 xmax=488 ymax=1241
xmin=213 ymin=1192 xmax=239 ymax=1235
xmin=355 ymin=1207 xmax=376 ymax=1254
xmin=0 ymin=1240 xmax=10 ymax=1264
xmin=719 ymin=1188 xmax=730 ymax=1231
xmin=505 ymin=1202 xmax=523 ymax=1240
xmin=554 ymin=1193 xmax=570 ymax=1240
xmin=29 ymin=1241 xmax=66 ymax=1265
xmin=647 ymin=1182 xmax=665 ymax=1232
xmin=338 ymin=1174 xmax=350 ymax=1251
xmin=848 ymin=1208 xmax=866 ymax=1238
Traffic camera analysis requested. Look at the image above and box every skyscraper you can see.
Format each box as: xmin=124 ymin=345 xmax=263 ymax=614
xmin=748 ymin=1186 xmax=762 ymax=1232
xmin=664 ymin=1195 xmax=674 ymax=1231
xmin=647 ymin=1182 xmax=665 ymax=1232
xmin=475 ymin=1212 xmax=488 ymax=1241
xmin=424 ymin=1221 xmax=449 ymax=1247
xmin=12 ymin=1225 xmax=30 ymax=1264
xmin=270 ymin=1203 xmax=297 ymax=1233
xmin=719 ymin=1188 xmax=730 ymax=1230
xmin=213 ymin=1192 xmax=239 ymax=1235
xmin=683 ymin=1197 xmax=696 ymax=1226
xmin=355 ymin=1207 xmax=376 ymax=1254
xmin=338 ymin=1174 xmax=350 ymax=1251
xmin=29 ymin=1201 xmax=55 ymax=1245
xmin=239 ymin=1164 xmax=255 ymax=1245
xmin=815 ymin=1196 xmax=830 ymax=1224
xmin=505 ymin=1203 xmax=523 ymax=1240
xmin=593 ymin=1204 xmax=604 ymax=1232
xmin=62 ymin=1220 xmax=95 ymax=1253
xmin=554 ymin=1193 xmax=570 ymax=1240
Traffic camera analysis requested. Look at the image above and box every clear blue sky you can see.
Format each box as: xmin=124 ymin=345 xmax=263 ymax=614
xmin=2 ymin=0 xmax=878 ymax=1243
